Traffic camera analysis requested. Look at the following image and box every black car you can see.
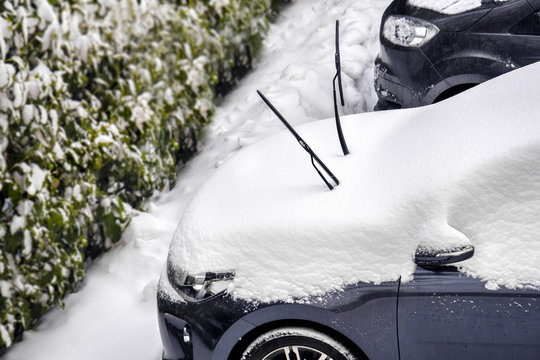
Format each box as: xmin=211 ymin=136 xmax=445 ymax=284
xmin=374 ymin=0 xmax=540 ymax=110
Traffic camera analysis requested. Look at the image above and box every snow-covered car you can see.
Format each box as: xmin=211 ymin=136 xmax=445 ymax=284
xmin=374 ymin=0 xmax=540 ymax=110
xmin=157 ymin=63 xmax=540 ymax=359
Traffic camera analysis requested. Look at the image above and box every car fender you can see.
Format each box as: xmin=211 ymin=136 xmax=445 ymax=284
xmin=210 ymin=317 xmax=255 ymax=360
xmin=423 ymin=73 xmax=490 ymax=104
xmin=210 ymin=304 xmax=349 ymax=360
xmin=212 ymin=282 xmax=399 ymax=360
xmin=424 ymin=51 xmax=516 ymax=103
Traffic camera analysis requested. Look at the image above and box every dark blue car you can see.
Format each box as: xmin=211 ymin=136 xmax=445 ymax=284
xmin=157 ymin=86 xmax=540 ymax=359
xmin=157 ymin=5 xmax=540 ymax=356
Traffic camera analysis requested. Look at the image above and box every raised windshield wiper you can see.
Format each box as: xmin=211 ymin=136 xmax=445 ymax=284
xmin=333 ymin=19 xmax=350 ymax=156
xmin=257 ymin=90 xmax=340 ymax=190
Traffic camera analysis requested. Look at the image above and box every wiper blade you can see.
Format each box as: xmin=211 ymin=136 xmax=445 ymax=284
xmin=257 ymin=90 xmax=340 ymax=190
xmin=333 ymin=19 xmax=349 ymax=156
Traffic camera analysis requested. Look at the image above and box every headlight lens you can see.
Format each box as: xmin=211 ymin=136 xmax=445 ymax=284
xmin=383 ymin=15 xmax=439 ymax=47
xmin=168 ymin=262 xmax=234 ymax=301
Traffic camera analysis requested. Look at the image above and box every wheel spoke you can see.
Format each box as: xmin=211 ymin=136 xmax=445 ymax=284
xmin=262 ymin=345 xmax=334 ymax=360
xmin=283 ymin=346 xmax=291 ymax=360
xmin=292 ymin=346 xmax=301 ymax=360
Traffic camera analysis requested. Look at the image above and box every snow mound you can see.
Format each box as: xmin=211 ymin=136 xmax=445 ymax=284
xmin=408 ymin=0 xmax=508 ymax=14
xmin=178 ymin=64 xmax=540 ymax=301
xmin=170 ymin=62 xmax=540 ymax=302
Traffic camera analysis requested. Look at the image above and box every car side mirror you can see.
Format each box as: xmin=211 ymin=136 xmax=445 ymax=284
xmin=414 ymin=245 xmax=474 ymax=267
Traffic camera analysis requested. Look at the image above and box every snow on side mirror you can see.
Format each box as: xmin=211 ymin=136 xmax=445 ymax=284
xmin=414 ymin=245 xmax=474 ymax=267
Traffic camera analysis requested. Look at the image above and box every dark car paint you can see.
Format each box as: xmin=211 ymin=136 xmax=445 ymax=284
xmin=399 ymin=267 xmax=540 ymax=360
xmin=158 ymin=280 xmax=400 ymax=360
xmin=374 ymin=0 xmax=540 ymax=109
xmin=157 ymin=265 xmax=540 ymax=360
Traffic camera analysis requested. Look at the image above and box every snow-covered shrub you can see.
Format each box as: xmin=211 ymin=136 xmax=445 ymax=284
xmin=0 ymin=0 xmax=279 ymax=350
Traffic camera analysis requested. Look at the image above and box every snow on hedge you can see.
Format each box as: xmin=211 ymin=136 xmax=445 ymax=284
xmin=170 ymin=62 xmax=540 ymax=302
xmin=0 ymin=0 xmax=279 ymax=351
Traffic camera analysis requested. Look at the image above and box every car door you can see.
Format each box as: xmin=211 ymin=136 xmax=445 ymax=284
xmin=397 ymin=265 xmax=540 ymax=360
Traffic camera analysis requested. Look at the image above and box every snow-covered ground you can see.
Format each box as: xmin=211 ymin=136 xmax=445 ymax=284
xmin=4 ymin=1 xmax=390 ymax=359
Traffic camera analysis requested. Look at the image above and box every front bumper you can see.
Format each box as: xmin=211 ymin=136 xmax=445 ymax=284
xmin=374 ymin=35 xmax=446 ymax=109
xmin=374 ymin=58 xmax=409 ymax=110
xmin=158 ymin=267 xmax=402 ymax=360
xmin=157 ymin=269 xmax=256 ymax=360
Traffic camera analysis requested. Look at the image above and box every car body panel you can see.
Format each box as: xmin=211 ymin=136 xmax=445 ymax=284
xmin=159 ymin=262 xmax=540 ymax=360
xmin=158 ymin=289 xmax=253 ymax=360
xmin=157 ymin=275 xmax=400 ymax=360
xmin=467 ymin=0 xmax=534 ymax=33
xmin=374 ymin=47 xmax=442 ymax=107
xmin=529 ymin=0 xmax=540 ymax=9
xmin=399 ymin=266 xmax=540 ymax=360
xmin=239 ymin=282 xmax=400 ymax=360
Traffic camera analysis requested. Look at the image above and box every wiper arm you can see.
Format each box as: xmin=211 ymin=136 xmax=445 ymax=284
xmin=257 ymin=90 xmax=340 ymax=190
xmin=334 ymin=19 xmax=350 ymax=156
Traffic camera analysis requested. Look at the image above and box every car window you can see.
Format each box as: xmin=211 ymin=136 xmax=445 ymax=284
xmin=510 ymin=10 xmax=540 ymax=35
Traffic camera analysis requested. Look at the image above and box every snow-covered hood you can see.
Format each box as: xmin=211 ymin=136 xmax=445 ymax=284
xmin=406 ymin=0 xmax=503 ymax=15
xmin=386 ymin=0 xmax=505 ymax=32
xmin=170 ymin=62 xmax=540 ymax=302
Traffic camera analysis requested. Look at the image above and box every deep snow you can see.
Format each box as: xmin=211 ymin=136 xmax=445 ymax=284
xmin=171 ymin=63 xmax=540 ymax=302
xmin=4 ymin=0 xmax=390 ymax=358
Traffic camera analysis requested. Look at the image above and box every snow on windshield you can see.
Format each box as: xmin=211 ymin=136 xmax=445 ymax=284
xmin=170 ymin=62 xmax=540 ymax=302
xmin=408 ymin=0 xmax=509 ymax=14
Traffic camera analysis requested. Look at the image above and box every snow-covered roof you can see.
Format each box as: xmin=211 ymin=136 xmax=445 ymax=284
xmin=170 ymin=62 xmax=540 ymax=302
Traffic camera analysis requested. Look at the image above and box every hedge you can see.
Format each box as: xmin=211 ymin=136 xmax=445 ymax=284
xmin=0 ymin=0 xmax=283 ymax=351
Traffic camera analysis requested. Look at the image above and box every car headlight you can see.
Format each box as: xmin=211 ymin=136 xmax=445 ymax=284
xmin=383 ymin=15 xmax=439 ymax=47
xmin=167 ymin=262 xmax=234 ymax=300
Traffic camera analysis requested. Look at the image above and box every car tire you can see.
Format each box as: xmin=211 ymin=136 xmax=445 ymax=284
xmin=240 ymin=327 xmax=359 ymax=360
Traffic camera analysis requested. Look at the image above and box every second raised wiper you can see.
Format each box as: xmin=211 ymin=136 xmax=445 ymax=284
xmin=334 ymin=19 xmax=350 ymax=156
